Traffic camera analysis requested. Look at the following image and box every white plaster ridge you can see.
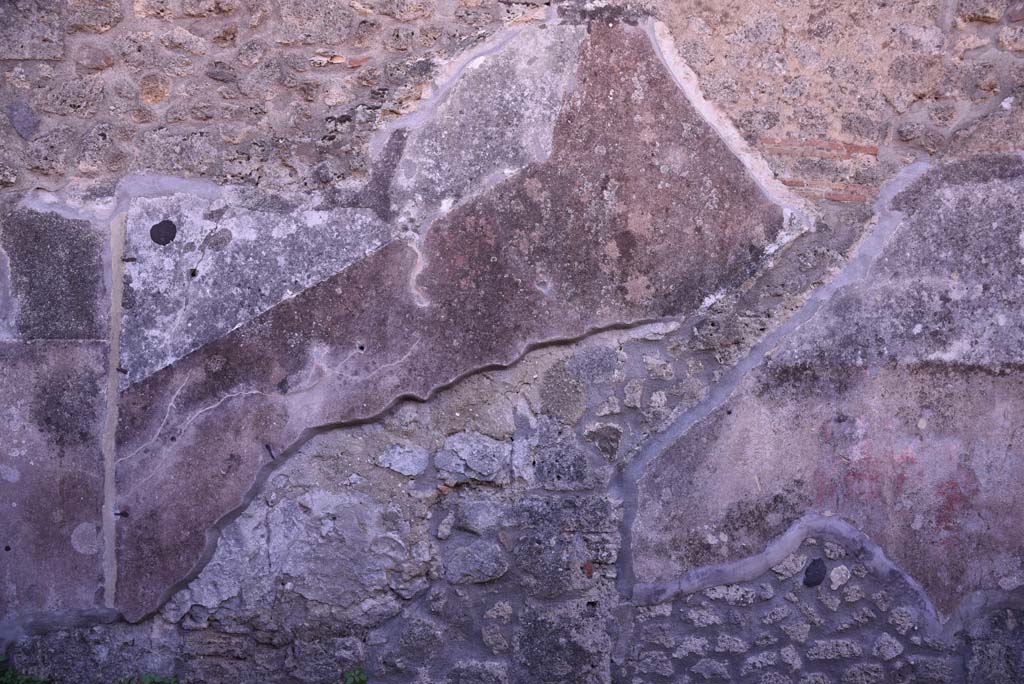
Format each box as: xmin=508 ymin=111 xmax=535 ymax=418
xmin=643 ymin=19 xmax=815 ymax=251
xmin=18 ymin=174 xmax=223 ymax=225
xmin=632 ymin=513 xmax=946 ymax=635
xmin=101 ymin=213 xmax=127 ymax=607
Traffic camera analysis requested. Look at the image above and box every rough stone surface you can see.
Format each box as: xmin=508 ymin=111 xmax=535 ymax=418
xmin=3 ymin=0 xmax=1024 ymax=682
xmin=0 ymin=1 xmax=66 ymax=60
xmin=0 ymin=208 xmax=108 ymax=341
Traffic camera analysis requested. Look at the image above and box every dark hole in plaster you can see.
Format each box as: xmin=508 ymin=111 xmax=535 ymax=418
xmin=150 ymin=219 xmax=178 ymax=246
xmin=357 ymin=343 xmax=366 ymax=352
xmin=4 ymin=545 xmax=10 ymax=552
xmin=804 ymin=558 xmax=827 ymax=587
xmin=188 ymin=268 xmax=198 ymax=278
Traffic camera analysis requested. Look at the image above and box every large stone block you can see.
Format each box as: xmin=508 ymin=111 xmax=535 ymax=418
xmin=0 ymin=341 xmax=107 ymax=623
xmin=0 ymin=207 xmax=107 ymax=341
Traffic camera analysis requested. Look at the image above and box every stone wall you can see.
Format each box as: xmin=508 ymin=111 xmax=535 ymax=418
xmin=1 ymin=0 xmax=1024 ymax=682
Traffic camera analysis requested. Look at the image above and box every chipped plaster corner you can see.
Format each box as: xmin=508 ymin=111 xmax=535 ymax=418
xmin=633 ymin=513 xmax=945 ymax=632
xmin=643 ymin=19 xmax=817 ymax=247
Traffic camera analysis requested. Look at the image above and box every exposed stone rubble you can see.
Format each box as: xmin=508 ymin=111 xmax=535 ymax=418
xmin=2 ymin=0 xmax=1024 ymax=682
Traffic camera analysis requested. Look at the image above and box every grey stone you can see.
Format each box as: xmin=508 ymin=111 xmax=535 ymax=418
xmin=0 ymin=1 xmax=65 ymax=59
xmin=444 ymin=539 xmax=509 ymax=584
xmin=531 ymin=416 xmax=604 ymax=491
xmin=873 ymin=633 xmax=903 ymax=660
xmin=889 ymin=606 xmax=917 ymax=635
xmin=840 ymin=664 xmax=884 ymax=684
xmin=758 ymin=673 xmax=794 ymax=684
xmin=377 ymin=443 xmax=429 ymax=476
xmin=799 ymin=675 xmax=834 ymax=684
xmin=7 ymin=101 xmax=40 ymax=141
xmin=638 ymin=650 xmax=674 ymax=676
xmin=806 ymin=640 xmax=862 ymax=660
xmin=691 ymin=658 xmax=730 ymax=680
xmin=512 ymin=601 xmax=610 ymax=683
xmin=446 ymin=661 xmax=508 ymax=684
xmin=435 ymin=431 xmax=511 ymax=484
xmin=740 ymin=651 xmax=779 ymax=675
xmin=714 ymin=634 xmax=750 ymax=653
xmin=584 ymin=422 xmax=623 ymax=461
xmin=0 ymin=208 xmax=107 ymax=340
xmin=704 ymin=584 xmax=757 ymax=606
xmin=456 ymin=499 xmax=506 ymax=535
xmin=68 ymin=0 xmax=124 ymax=32
xmin=684 ymin=608 xmax=723 ymax=628
xmin=674 ymin=636 xmax=709 ymax=658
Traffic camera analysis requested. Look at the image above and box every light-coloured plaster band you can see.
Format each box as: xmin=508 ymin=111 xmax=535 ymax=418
xmin=643 ymin=19 xmax=816 ymax=252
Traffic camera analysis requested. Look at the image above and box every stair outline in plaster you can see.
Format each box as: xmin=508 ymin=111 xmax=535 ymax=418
xmin=3 ymin=14 xmax=839 ymax=641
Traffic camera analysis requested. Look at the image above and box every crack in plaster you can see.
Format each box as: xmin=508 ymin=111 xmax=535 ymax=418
xmin=116 ymin=373 xmax=194 ymax=466
xmin=124 ymin=390 xmax=267 ymax=495
xmin=1 ymin=20 xmax=976 ymax=657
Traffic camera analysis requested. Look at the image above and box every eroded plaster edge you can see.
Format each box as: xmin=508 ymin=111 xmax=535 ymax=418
xmin=633 ymin=509 xmax=1024 ymax=644
xmin=632 ymin=513 xmax=946 ymax=632
xmin=369 ymin=20 xmax=535 ymax=160
xmin=643 ymin=19 xmax=816 ymax=251
xmin=136 ymin=313 xmax=690 ymax=624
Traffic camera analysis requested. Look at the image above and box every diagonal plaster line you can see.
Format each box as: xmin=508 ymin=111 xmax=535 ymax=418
xmin=101 ymin=212 xmax=127 ymax=608
xmin=643 ymin=19 xmax=817 ymax=253
xmin=631 ymin=513 xmax=946 ymax=634
xmin=138 ymin=314 xmax=690 ymax=622
xmin=613 ymin=160 xmax=933 ymax=600
xmin=379 ymin=23 xmax=585 ymax=308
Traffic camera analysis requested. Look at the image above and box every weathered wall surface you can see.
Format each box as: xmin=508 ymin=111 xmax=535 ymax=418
xmin=2 ymin=0 xmax=1024 ymax=682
